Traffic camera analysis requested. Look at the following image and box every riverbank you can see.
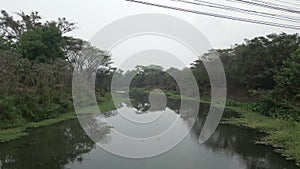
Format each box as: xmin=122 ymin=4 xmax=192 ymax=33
xmin=225 ymin=105 xmax=300 ymax=166
xmin=0 ymin=112 xmax=76 ymax=143
xmin=0 ymin=93 xmax=121 ymax=143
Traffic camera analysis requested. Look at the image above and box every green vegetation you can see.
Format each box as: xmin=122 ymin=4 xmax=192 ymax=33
xmin=77 ymin=93 xmax=128 ymax=114
xmin=0 ymin=112 xmax=75 ymax=142
xmin=129 ymin=88 xmax=211 ymax=103
xmin=0 ymin=93 xmax=121 ymax=142
xmin=191 ymin=33 xmax=300 ymax=121
xmin=225 ymin=103 xmax=300 ymax=165
xmin=0 ymin=10 xmax=113 ymax=130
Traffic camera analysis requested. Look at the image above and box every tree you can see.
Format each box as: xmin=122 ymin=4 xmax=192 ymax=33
xmin=191 ymin=56 xmax=210 ymax=92
xmin=0 ymin=10 xmax=81 ymax=61
xmin=18 ymin=23 xmax=65 ymax=62
xmin=0 ymin=35 xmax=11 ymax=50
xmin=0 ymin=10 xmax=75 ymax=42
xmin=68 ymin=41 xmax=113 ymax=93
xmin=275 ymin=49 xmax=300 ymax=103
xmin=70 ymin=41 xmax=112 ymax=73
xmin=217 ymin=33 xmax=300 ymax=90
xmin=0 ymin=10 xmax=42 ymax=42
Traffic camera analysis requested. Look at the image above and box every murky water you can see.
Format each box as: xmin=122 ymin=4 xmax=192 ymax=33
xmin=0 ymin=94 xmax=298 ymax=169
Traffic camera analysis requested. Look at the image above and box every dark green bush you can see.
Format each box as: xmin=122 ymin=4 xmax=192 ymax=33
xmin=0 ymin=96 xmax=25 ymax=129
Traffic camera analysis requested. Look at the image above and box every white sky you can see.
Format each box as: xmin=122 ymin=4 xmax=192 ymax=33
xmin=2 ymin=0 xmax=300 ymax=69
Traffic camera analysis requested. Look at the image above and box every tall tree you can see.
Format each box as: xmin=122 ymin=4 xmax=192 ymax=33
xmin=0 ymin=10 xmax=81 ymax=61
xmin=18 ymin=23 xmax=65 ymax=62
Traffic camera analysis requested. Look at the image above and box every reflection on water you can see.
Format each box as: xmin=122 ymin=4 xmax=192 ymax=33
xmin=0 ymin=120 xmax=95 ymax=169
xmin=0 ymin=94 xmax=299 ymax=169
xmin=78 ymin=114 xmax=112 ymax=144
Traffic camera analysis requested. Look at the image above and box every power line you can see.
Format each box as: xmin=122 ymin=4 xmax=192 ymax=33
xmin=273 ymin=0 xmax=300 ymax=8
xmin=226 ymin=0 xmax=300 ymax=14
xmin=171 ymin=0 xmax=300 ymax=23
xmin=250 ymin=0 xmax=300 ymax=11
xmin=125 ymin=0 xmax=300 ymax=30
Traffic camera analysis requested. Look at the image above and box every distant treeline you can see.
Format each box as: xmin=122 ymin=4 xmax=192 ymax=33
xmin=114 ymin=33 xmax=300 ymax=121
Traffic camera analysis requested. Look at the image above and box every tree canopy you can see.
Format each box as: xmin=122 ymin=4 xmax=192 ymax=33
xmin=0 ymin=10 xmax=81 ymax=62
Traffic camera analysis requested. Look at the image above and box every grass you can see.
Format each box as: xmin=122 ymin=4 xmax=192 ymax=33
xmin=225 ymin=105 xmax=300 ymax=166
xmin=0 ymin=112 xmax=76 ymax=143
xmin=100 ymin=92 xmax=127 ymax=112
xmin=0 ymin=93 xmax=124 ymax=143
xmin=77 ymin=93 xmax=127 ymax=115
xmin=0 ymin=127 xmax=29 ymax=143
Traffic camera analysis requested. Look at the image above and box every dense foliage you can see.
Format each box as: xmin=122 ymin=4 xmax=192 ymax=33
xmin=191 ymin=33 xmax=300 ymax=121
xmin=0 ymin=11 xmax=112 ymax=129
xmin=113 ymin=65 xmax=179 ymax=91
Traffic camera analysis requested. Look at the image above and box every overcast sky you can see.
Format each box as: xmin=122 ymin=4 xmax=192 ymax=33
xmin=2 ymin=0 xmax=300 ymax=69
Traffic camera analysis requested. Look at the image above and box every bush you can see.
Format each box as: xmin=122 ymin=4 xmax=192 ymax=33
xmin=248 ymin=97 xmax=300 ymax=121
xmin=16 ymin=94 xmax=73 ymax=122
xmin=0 ymin=96 xmax=25 ymax=129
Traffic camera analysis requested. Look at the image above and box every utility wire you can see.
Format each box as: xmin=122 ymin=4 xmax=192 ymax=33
xmin=226 ymin=0 xmax=300 ymax=14
xmin=250 ymin=0 xmax=300 ymax=11
xmin=170 ymin=0 xmax=300 ymax=23
xmin=273 ymin=0 xmax=300 ymax=8
xmin=125 ymin=0 xmax=300 ymax=30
